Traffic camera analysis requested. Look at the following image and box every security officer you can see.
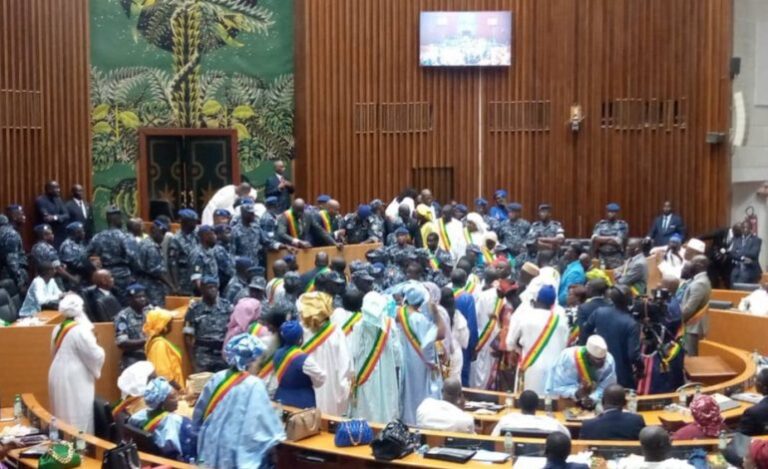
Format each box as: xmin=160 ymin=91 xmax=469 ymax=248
xmin=591 ymin=203 xmax=629 ymax=269
xmin=212 ymin=208 xmax=232 ymax=227
xmin=87 ymin=206 xmax=138 ymax=305
xmin=223 ymin=256 xmax=255 ymax=304
xmin=474 ymin=198 xmax=499 ymax=233
xmin=167 ymin=209 xmax=199 ymax=296
xmin=183 ymin=276 xmax=233 ymax=372
xmin=190 ymin=225 xmax=219 ymax=292
xmin=115 ymin=283 xmax=149 ymax=370
xmin=369 ymin=262 xmax=387 ymax=292
xmin=348 ymin=268 xmax=375 ymax=295
xmin=259 ymin=196 xmax=280 ymax=244
xmin=30 ymin=224 xmax=59 ymax=269
xmin=59 ymin=221 xmax=89 ymax=290
xmin=525 ymin=203 xmax=565 ymax=259
xmin=0 ymin=207 xmax=28 ymax=293
xmin=344 ymin=204 xmax=383 ymax=244
xmin=231 ymin=202 xmax=282 ymax=266
xmin=241 ymin=274 xmax=267 ymax=304
xmin=137 ymin=219 xmax=175 ymax=307
xmin=386 ymin=227 xmax=415 ymax=264
xmin=212 ymin=224 xmax=234 ymax=290
xmin=273 ymin=271 xmax=301 ymax=319
xmin=498 ymin=202 xmax=531 ymax=258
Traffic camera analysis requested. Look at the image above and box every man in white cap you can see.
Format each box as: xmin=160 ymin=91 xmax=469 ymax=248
xmin=684 ymin=238 xmax=706 ymax=261
xmin=545 ymin=335 xmax=617 ymax=409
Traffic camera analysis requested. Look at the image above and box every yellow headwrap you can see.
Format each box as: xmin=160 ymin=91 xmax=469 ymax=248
xmin=416 ymin=204 xmax=433 ymax=222
xmin=143 ymin=308 xmax=174 ymax=339
xmin=299 ymin=292 xmax=333 ymax=331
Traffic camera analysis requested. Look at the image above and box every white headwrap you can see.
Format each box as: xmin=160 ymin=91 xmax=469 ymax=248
xmin=117 ymin=361 xmax=155 ymax=398
xmin=465 ymin=212 xmax=488 ymax=234
xmin=59 ymin=293 xmax=91 ymax=327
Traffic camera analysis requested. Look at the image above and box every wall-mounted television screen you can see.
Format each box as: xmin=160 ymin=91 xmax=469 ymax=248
xmin=420 ymin=11 xmax=513 ymax=67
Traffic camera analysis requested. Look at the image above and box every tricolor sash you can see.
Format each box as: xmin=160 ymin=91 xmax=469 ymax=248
xmin=203 ymin=369 xmax=249 ymax=421
xmin=53 ymin=319 xmax=77 ymax=355
xmin=574 ymin=347 xmax=597 ymax=386
xmin=275 ymin=346 xmax=304 ymax=383
xmin=305 ymin=267 xmax=329 ymax=292
xmin=142 ymin=411 xmax=168 ymax=432
xmin=284 ymin=209 xmax=300 ymax=238
xmin=302 ymin=320 xmax=335 ymax=354
xmin=685 ymin=306 xmax=708 ymax=327
xmin=319 ymin=210 xmax=332 ymax=233
xmin=661 ymin=326 xmax=684 ymax=371
xmin=428 ymin=255 xmax=440 ymax=270
xmin=480 ymin=247 xmax=495 ymax=265
xmin=453 ymin=277 xmax=477 ymax=298
xmin=257 ymin=354 xmax=275 ymax=378
xmin=519 ymin=310 xmax=560 ymax=371
xmin=248 ymin=322 xmax=265 ymax=337
xmin=342 ymin=312 xmax=362 ymax=336
xmin=150 ymin=336 xmax=182 ymax=360
xmin=437 ymin=220 xmax=452 ymax=250
xmin=396 ymin=306 xmax=430 ymax=364
xmin=568 ymin=325 xmax=580 ymax=346
xmin=475 ymin=298 xmax=503 ymax=353
xmin=356 ymin=318 xmax=392 ymax=387
xmin=266 ymin=278 xmax=284 ymax=304
xmin=111 ymin=396 xmax=140 ymax=418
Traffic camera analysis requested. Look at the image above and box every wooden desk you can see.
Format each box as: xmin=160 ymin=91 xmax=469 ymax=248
xmin=708 ymin=308 xmax=768 ymax=355
xmin=9 ymin=447 xmax=102 ymax=469
xmin=11 ymin=310 xmax=62 ymax=326
xmin=685 ymin=356 xmax=738 ymax=384
xmin=711 ymin=289 xmax=750 ymax=305
xmin=266 ymin=243 xmax=381 ymax=279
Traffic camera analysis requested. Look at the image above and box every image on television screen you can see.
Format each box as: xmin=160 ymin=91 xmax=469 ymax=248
xmin=420 ymin=11 xmax=513 ymax=67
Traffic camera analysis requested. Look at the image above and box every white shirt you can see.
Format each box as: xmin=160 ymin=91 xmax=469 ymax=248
xmin=201 ymin=185 xmax=261 ymax=225
xmin=385 ymin=197 xmax=415 ymax=222
xmin=19 ymin=277 xmax=62 ymax=317
xmin=416 ymin=398 xmax=475 ymax=433
xmin=490 ymin=412 xmax=570 ymax=437
xmin=609 ymin=455 xmax=694 ymax=469
xmin=739 ymin=288 xmax=768 ymax=316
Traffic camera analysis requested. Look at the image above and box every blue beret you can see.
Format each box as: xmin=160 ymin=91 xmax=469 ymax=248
xmin=213 ymin=208 xmax=231 ymax=218
xmin=66 ymin=221 xmax=83 ymax=233
xmin=370 ymin=199 xmax=383 ymax=209
xmin=348 ymin=260 xmax=367 ymax=273
xmin=127 ymin=283 xmax=146 ymax=296
xmin=240 ymin=202 xmax=255 ymax=213
xmin=240 ymin=197 xmax=255 ymax=205
xmin=537 ymin=285 xmax=557 ymax=307
xmin=370 ymin=262 xmax=385 ymax=275
xmin=153 ymin=219 xmax=169 ymax=230
xmin=670 ymin=234 xmax=683 ymax=243
xmin=357 ymin=204 xmax=372 ymax=218
xmin=606 ymin=203 xmax=620 ymax=212
xmin=34 ymin=224 xmax=51 ymax=234
xmin=265 ymin=196 xmax=278 ymax=206
xmin=538 ymin=203 xmax=551 ymax=211
xmin=475 ymin=198 xmax=488 ymax=207
xmin=507 ymin=202 xmax=522 ymax=211
xmin=6 ymin=204 xmax=22 ymax=212
xmin=197 ymin=224 xmax=214 ymax=234
xmin=280 ymin=320 xmax=304 ymax=345
xmin=178 ymin=209 xmax=198 ymax=220
xmin=395 ymin=227 xmax=409 ymax=236
xmin=316 ymin=194 xmax=331 ymax=204
xmin=352 ymin=270 xmax=374 ymax=281
xmin=214 ymin=223 xmax=231 ymax=234
xmin=466 ymin=244 xmax=481 ymax=254
xmin=455 ymin=204 xmax=468 ymax=213
xmin=201 ymin=276 xmax=218 ymax=286
xmin=494 ymin=189 xmax=508 ymax=199
xmin=249 ymin=277 xmax=267 ymax=290
xmin=437 ymin=251 xmax=453 ymax=264
xmin=106 ymin=206 xmax=122 ymax=216
xmin=235 ymin=257 xmax=254 ymax=269
xmin=248 ymin=266 xmax=265 ymax=277
xmin=283 ymin=254 xmax=296 ymax=263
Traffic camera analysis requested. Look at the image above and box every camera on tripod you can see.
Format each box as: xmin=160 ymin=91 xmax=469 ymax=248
xmin=630 ymin=288 xmax=670 ymax=325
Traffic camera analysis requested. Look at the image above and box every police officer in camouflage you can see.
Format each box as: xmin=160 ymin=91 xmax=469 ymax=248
xmin=190 ymin=225 xmax=219 ymax=292
xmin=59 ymin=222 xmax=89 ymax=291
xmin=183 ymin=276 xmax=233 ymax=372
xmin=0 ymin=206 xmax=29 ymax=292
xmin=87 ymin=206 xmax=139 ymax=305
xmin=498 ymin=202 xmax=531 ymax=258
xmin=168 ymin=209 xmax=200 ymax=296
xmin=525 ymin=203 xmax=565 ymax=259
xmin=259 ymin=196 xmax=280 ymax=244
xmin=385 ymin=227 xmax=415 ymax=263
xmin=212 ymin=223 xmax=234 ymax=290
xmin=591 ymin=203 xmax=629 ymax=269
xmin=231 ymin=202 xmax=283 ymax=266
xmin=115 ymin=284 xmax=150 ymax=370
xmin=136 ymin=219 xmax=175 ymax=307
xmin=30 ymin=224 xmax=60 ymax=270
xmin=344 ymin=204 xmax=383 ymax=244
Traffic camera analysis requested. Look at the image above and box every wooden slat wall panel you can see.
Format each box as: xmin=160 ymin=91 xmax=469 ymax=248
xmin=0 ymin=0 xmax=90 ymax=242
xmin=295 ymin=0 xmax=731 ymax=237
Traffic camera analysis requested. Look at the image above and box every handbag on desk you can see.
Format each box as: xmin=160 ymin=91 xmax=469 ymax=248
xmin=370 ymin=419 xmax=416 ymax=461
xmin=100 ymin=442 xmax=140 ymax=469
xmin=285 ymin=408 xmax=321 ymax=442
xmin=333 ymin=419 xmax=373 ymax=447
xmin=38 ymin=442 xmax=81 ymax=469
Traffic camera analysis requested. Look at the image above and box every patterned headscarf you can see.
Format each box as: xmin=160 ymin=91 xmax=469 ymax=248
xmin=143 ymin=377 xmax=172 ymax=410
xmin=299 ymin=292 xmax=333 ymax=330
xmin=143 ymin=309 xmax=174 ymax=339
xmin=689 ymin=394 xmax=724 ymax=437
xmin=224 ymin=333 xmax=266 ymax=371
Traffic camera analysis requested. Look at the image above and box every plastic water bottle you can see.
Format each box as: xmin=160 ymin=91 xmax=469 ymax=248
xmin=627 ymin=390 xmax=638 ymax=413
xmin=13 ymin=394 xmax=22 ymax=422
xmin=695 ymin=385 xmax=702 ymax=397
xmin=274 ymin=400 xmax=284 ymax=426
xmin=718 ymin=430 xmax=728 ymax=452
xmin=544 ymin=394 xmax=553 ymax=417
xmin=49 ymin=417 xmax=59 ymax=442
xmin=504 ymin=390 xmax=514 ymax=410
xmin=75 ymin=430 xmax=86 ymax=454
xmin=678 ymin=389 xmax=687 ymax=407
xmin=752 ymin=349 xmax=761 ymax=366
xmin=504 ymin=431 xmax=515 ymax=459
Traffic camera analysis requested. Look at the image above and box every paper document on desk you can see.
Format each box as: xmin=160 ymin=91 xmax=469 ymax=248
xmin=472 ymin=450 xmax=510 ymax=463
xmin=711 ymin=393 xmax=741 ymax=411
xmin=731 ymin=392 xmax=764 ymax=404
xmin=514 ymin=452 xmax=592 ymax=468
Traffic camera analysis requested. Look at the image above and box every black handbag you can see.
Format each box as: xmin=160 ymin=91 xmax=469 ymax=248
xmin=101 ymin=442 xmax=140 ymax=469
xmin=370 ymin=419 xmax=417 ymax=461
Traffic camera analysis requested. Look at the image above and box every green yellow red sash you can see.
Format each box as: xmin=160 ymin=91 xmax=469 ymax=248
xmin=342 ymin=312 xmax=362 ymax=336
xmin=453 ymin=277 xmax=477 ymax=298
xmin=685 ymin=306 xmax=708 ymax=327
xmin=54 ymin=319 xmax=77 ymax=355
xmin=203 ymin=369 xmax=249 ymax=421
xmin=275 ymin=346 xmax=304 ymax=382
xmin=111 ymin=396 xmax=140 ymax=418
xmin=319 ymin=210 xmax=332 ymax=232
xmin=396 ymin=306 xmax=429 ymax=364
xmin=284 ymin=209 xmax=299 ymax=238
xmin=481 ymin=247 xmax=495 ymax=265
xmin=475 ymin=298 xmax=503 ymax=353
xmin=257 ymin=354 xmax=274 ymax=378
xmin=142 ymin=411 xmax=168 ymax=432
xmin=305 ymin=267 xmax=329 ymax=292
xmin=575 ymin=347 xmax=597 ymax=386
xmin=437 ymin=219 xmax=451 ymax=250
xmin=568 ymin=325 xmax=580 ymax=346
xmin=248 ymin=322 xmax=264 ymax=337
xmin=429 ymin=255 xmax=440 ymax=270
xmin=302 ymin=320 xmax=335 ymax=354
xmin=463 ymin=228 xmax=472 ymax=244
xmin=267 ymin=278 xmax=284 ymax=304
xmin=661 ymin=325 xmax=684 ymax=371
xmin=519 ymin=310 xmax=560 ymax=371
xmin=356 ymin=318 xmax=392 ymax=387
xmin=157 ymin=336 xmax=182 ymax=360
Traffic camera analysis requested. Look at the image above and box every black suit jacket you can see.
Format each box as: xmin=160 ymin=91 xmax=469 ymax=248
xmin=740 ymin=396 xmax=768 ymax=436
xmin=648 ymin=213 xmax=686 ymax=247
xmin=579 ymin=409 xmax=645 ymax=440
xmin=84 ymin=287 xmax=122 ymax=323
xmin=35 ymin=195 xmax=70 ymax=246
xmin=64 ymin=198 xmax=94 ymax=239
xmin=264 ymin=174 xmax=294 ymax=212
xmin=276 ymin=211 xmax=335 ymax=247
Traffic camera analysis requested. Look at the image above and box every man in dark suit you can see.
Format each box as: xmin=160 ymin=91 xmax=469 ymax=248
xmin=646 ymin=201 xmax=686 ymax=247
xmin=83 ymin=269 xmax=122 ymax=323
xmin=276 ymin=198 xmax=341 ymax=249
xmin=729 ymin=221 xmax=763 ymax=284
xmin=579 ymin=384 xmax=645 ymax=440
xmin=264 ymin=160 xmax=294 ymax=212
xmin=580 ymin=286 xmax=642 ymax=389
xmin=34 ymin=180 xmax=70 ymax=248
xmin=544 ymin=433 xmax=589 ymax=469
xmin=740 ymin=369 xmax=768 ymax=435
xmin=64 ymin=183 xmax=94 ymax=240
xmin=576 ymin=278 xmax=610 ymax=341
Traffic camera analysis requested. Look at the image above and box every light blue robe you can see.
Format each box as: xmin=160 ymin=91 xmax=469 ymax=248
xmin=193 ymin=370 xmax=285 ymax=468
xmin=545 ymin=346 xmax=617 ymax=402
xmin=128 ymin=409 xmax=196 ymax=462
xmin=558 ymin=260 xmax=586 ymax=305
xmin=397 ymin=307 xmax=442 ymax=426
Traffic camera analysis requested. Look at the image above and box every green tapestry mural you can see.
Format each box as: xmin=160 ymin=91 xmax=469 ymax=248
xmin=89 ymin=0 xmax=294 ymax=225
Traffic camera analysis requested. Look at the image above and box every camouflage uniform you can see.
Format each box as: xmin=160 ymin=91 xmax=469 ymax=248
xmin=114 ymin=305 xmax=147 ymax=370
xmin=212 ymin=244 xmax=234 ymax=290
xmin=184 ymin=298 xmax=233 ymax=372
xmin=385 ymin=243 xmax=416 ymax=266
xmin=190 ymin=246 xmax=219 ymax=287
xmin=344 ymin=214 xmax=383 ymax=244
xmin=167 ymin=231 xmax=198 ymax=296
xmin=87 ymin=228 xmax=138 ymax=304
xmin=59 ymin=237 xmax=88 ymax=289
xmin=259 ymin=211 xmax=278 ymax=244
xmin=230 ymin=221 xmax=277 ymax=266
xmin=30 ymin=241 xmax=59 ymax=268
xmin=136 ymin=237 xmax=169 ymax=307
xmin=498 ymin=218 xmax=531 ymax=257
xmin=525 ymin=220 xmax=565 ymax=257
xmin=223 ymin=274 xmax=248 ymax=305
xmin=0 ymin=222 xmax=28 ymax=290
xmin=591 ymin=219 xmax=629 ymax=269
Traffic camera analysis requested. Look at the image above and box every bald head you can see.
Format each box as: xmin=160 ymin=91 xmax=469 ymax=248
xmin=451 ymin=268 xmax=468 ymax=289
xmin=327 ymin=199 xmax=340 ymax=215
xmin=292 ymin=198 xmax=306 ymax=215
xmin=442 ymin=378 xmax=463 ymax=406
xmin=627 ymin=238 xmax=642 ymax=256
xmin=660 ymin=275 xmax=679 ymax=295
xmin=315 ymin=251 xmax=329 ymax=268
xmin=272 ymin=259 xmax=288 ymax=278
xmin=639 ymin=426 xmax=672 ymax=462
xmin=236 ymin=182 xmax=252 ymax=197
xmin=93 ymin=269 xmax=114 ymax=290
